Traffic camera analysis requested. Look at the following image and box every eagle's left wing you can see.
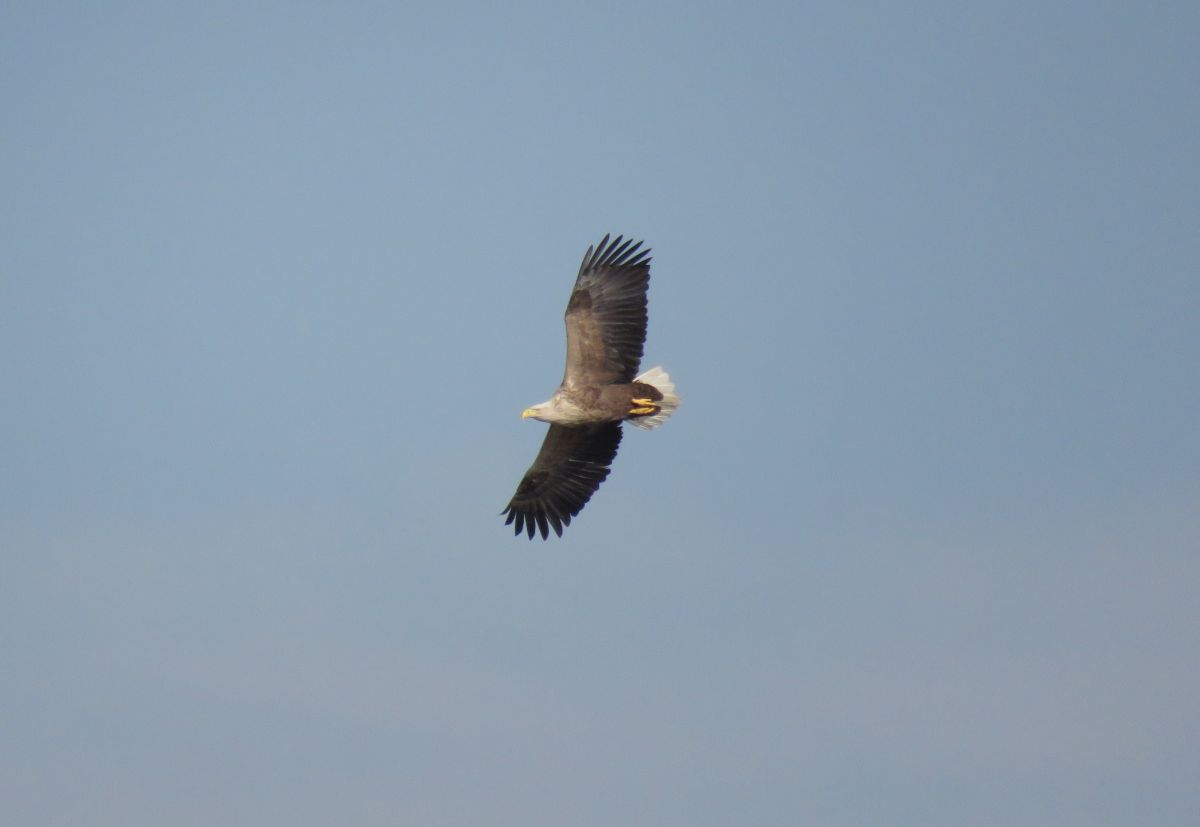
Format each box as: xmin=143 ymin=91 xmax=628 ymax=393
xmin=562 ymin=235 xmax=651 ymax=387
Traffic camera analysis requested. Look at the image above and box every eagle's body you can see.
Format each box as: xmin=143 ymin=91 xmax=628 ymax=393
xmin=522 ymin=379 xmax=665 ymax=427
xmin=502 ymin=235 xmax=679 ymax=539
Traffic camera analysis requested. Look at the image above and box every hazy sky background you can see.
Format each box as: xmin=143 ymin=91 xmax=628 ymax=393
xmin=3 ymin=3 xmax=1197 ymax=825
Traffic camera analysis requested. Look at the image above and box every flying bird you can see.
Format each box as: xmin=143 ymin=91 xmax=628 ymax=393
xmin=502 ymin=234 xmax=680 ymax=539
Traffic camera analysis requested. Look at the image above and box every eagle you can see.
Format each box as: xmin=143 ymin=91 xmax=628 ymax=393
xmin=502 ymin=234 xmax=680 ymax=539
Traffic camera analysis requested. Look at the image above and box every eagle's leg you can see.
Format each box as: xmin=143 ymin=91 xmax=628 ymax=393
xmin=629 ymin=405 xmax=658 ymax=415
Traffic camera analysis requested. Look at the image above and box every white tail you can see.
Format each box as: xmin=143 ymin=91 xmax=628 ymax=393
xmin=630 ymin=366 xmax=681 ymax=430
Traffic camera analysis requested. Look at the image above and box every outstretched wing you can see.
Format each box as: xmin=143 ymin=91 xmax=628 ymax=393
xmin=503 ymin=423 xmax=623 ymax=539
xmin=563 ymin=234 xmax=651 ymax=386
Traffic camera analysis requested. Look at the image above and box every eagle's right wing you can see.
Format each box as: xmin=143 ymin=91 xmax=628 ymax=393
xmin=502 ymin=423 xmax=622 ymax=539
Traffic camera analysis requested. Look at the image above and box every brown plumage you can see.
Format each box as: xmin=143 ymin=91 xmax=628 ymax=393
xmin=503 ymin=235 xmax=680 ymax=540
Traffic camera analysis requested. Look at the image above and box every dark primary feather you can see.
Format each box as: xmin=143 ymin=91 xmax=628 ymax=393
xmin=563 ymin=234 xmax=652 ymax=386
xmin=502 ymin=423 xmax=623 ymax=539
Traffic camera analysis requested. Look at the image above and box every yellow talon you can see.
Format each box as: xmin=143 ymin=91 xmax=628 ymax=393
xmin=629 ymin=406 xmax=656 ymax=415
xmin=631 ymin=397 xmax=654 ymax=405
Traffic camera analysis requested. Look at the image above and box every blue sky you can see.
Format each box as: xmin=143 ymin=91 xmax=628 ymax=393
xmin=3 ymin=3 xmax=1197 ymax=825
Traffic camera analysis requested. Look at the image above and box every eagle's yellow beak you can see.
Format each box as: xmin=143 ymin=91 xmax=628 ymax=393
xmin=521 ymin=408 xmax=537 ymax=419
